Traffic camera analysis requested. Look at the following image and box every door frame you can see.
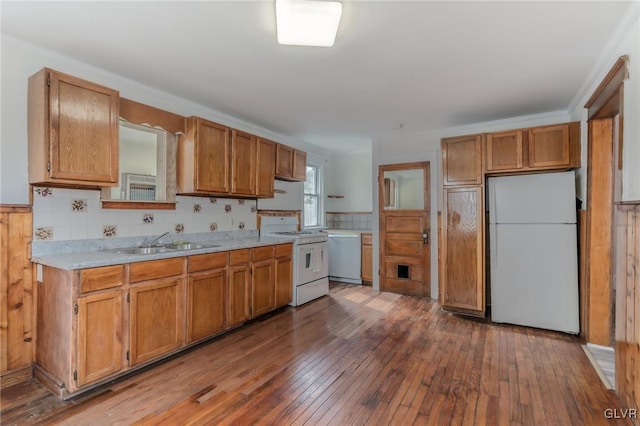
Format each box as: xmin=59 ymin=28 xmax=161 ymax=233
xmin=583 ymin=55 xmax=627 ymax=346
xmin=378 ymin=161 xmax=431 ymax=297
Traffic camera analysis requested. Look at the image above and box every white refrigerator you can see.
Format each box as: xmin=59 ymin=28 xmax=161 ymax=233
xmin=488 ymin=171 xmax=579 ymax=334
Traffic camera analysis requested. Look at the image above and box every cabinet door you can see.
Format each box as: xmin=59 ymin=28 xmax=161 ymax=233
xmin=48 ymin=70 xmax=119 ymax=184
xmin=361 ymin=243 xmax=373 ymax=283
xmin=292 ymin=149 xmax=307 ymax=181
xmin=442 ymin=186 xmax=485 ymax=315
xmin=275 ymin=144 xmax=293 ymax=178
xmin=251 ymin=259 xmax=275 ymax=317
xmin=195 ymin=119 xmax=230 ymax=193
xmin=256 ymin=138 xmax=276 ymax=197
xmin=442 ymin=135 xmax=483 ymax=186
xmin=486 ymin=131 xmax=523 ymax=172
xmin=275 ymin=255 xmax=293 ymax=307
xmin=77 ymin=290 xmax=123 ymax=386
xmin=228 ymin=265 xmax=250 ymax=326
xmin=231 ymin=130 xmax=257 ymax=195
xmin=187 ymin=268 xmax=227 ymax=343
xmin=129 ymin=278 xmax=183 ymax=366
xmin=528 ymin=124 xmax=570 ymax=168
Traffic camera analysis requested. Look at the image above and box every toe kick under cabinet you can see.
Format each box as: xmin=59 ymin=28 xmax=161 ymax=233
xmin=34 ymin=243 xmax=293 ymax=399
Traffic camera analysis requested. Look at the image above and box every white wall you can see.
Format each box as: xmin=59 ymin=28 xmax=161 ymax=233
xmin=0 ymin=35 xmax=332 ymax=205
xmin=325 ymin=150 xmax=373 ymax=212
xmin=569 ymin=4 xmax=640 ymax=202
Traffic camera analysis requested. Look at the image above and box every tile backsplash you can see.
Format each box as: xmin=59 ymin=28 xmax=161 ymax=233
xmin=32 ymin=187 xmax=257 ymax=241
xmin=325 ymin=212 xmax=372 ymax=230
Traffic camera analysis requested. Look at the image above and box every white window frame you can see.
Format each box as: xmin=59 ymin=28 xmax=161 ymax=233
xmin=303 ymin=162 xmax=324 ymax=229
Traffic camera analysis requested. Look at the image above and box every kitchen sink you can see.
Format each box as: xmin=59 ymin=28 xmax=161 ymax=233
xmin=115 ymin=246 xmax=175 ymax=255
xmin=161 ymin=243 xmax=221 ymax=250
xmin=108 ymin=243 xmax=221 ymax=255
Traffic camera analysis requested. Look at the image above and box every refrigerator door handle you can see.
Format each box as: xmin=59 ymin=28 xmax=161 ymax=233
xmin=490 ymin=179 xmax=498 ymax=224
xmin=490 ymin=224 xmax=498 ymax=271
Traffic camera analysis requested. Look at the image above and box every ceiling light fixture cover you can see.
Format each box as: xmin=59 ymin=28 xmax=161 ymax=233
xmin=276 ymin=0 xmax=343 ymax=47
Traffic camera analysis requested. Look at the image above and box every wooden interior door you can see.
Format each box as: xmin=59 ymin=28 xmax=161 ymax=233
xmin=378 ymin=162 xmax=430 ymax=297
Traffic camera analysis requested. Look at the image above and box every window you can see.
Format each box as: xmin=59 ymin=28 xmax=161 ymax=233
xmin=304 ymin=164 xmax=321 ymax=227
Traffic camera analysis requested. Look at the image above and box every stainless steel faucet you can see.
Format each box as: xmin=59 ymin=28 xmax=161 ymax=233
xmin=144 ymin=231 xmax=170 ymax=247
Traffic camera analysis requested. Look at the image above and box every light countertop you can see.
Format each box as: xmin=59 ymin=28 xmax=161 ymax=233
xmin=32 ymin=236 xmax=294 ymax=270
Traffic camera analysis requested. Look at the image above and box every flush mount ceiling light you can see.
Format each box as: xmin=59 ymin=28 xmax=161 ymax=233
xmin=276 ymin=0 xmax=343 ymax=47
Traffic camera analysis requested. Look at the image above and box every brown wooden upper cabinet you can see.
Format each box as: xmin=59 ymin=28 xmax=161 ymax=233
xmin=178 ymin=117 xmax=231 ymax=195
xmin=486 ymin=122 xmax=579 ymax=173
xmin=28 ymin=68 xmax=119 ymax=187
xmin=256 ymin=138 xmax=276 ymax=197
xmin=231 ymin=129 xmax=257 ymax=196
xmin=276 ymin=143 xmax=307 ymax=181
xmin=178 ymin=118 xmax=278 ymax=197
xmin=528 ymin=123 xmax=571 ymax=168
xmin=441 ymin=134 xmax=483 ymax=186
xmin=486 ymin=130 xmax=524 ymax=171
xmin=293 ymin=149 xmax=307 ymax=181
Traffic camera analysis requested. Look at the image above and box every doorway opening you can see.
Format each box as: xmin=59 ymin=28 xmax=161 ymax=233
xmin=378 ymin=161 xmax=430 ymax=297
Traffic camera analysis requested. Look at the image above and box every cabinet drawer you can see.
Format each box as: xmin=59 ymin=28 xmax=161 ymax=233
xmin=80 ymin=265 xmax=124 ymax=293
xmin=130 ymin=257 xmax=183 ymax=283
xmin=229 ymin=249 xmax=251 ymax=265
xmin=189 ymin=251 xmax=228 ymax=273
xmin=361 ymin=233 xmax=372 ymax=245
xmin=253 ymin=245 xmax=275 ymax=261
xmin=275 ymin=243 xmax=293 ymax=257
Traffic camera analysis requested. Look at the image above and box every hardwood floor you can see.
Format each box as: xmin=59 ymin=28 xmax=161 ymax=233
xmin=1 ymin=283 xmax=632 ymax=425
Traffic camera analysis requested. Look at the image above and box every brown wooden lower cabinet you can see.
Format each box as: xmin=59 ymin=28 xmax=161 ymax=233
xmin=441 ymin=186 xmax=485 ymax=316
xmin=252 ymin=246 xmax=276 ymax=317
xmin=275 ymin=244 xmax=293 ymax=307
xmin=36 ymin=265 xmax=126 ymax=396
xmin=77 ymin=290 xmax=123 ymax=386
xmin=187 ymin=254 xmax=228 ymax=343
xmin=228 ymin=249 xmax=251 ymax=326
xmin=35 ymin=243 xmax=293 ymax=398
xmin=361 ymin=233 xmax=373 ymax=283
xmin=129 ymin=278 xmax=183 ymax=366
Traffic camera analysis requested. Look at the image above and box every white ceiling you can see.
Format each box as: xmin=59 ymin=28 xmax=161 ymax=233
xmin=1 ymin=1 xmax=634 ymax=153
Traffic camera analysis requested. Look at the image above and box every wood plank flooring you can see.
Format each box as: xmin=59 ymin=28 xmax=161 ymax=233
xmin=1 ymin=283 xmax=633 ymax=425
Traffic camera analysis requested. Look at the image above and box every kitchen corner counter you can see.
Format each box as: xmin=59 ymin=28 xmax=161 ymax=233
xmin=32 ymin=236 xmax=294 ymax=270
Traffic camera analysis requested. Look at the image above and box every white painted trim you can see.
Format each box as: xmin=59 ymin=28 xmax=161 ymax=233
xmin=567 ymin=1 xmax=640 ymax=113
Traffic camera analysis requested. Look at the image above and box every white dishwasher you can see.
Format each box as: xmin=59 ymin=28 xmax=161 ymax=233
xmin=328 ymin=231 xmax=362 ymax=284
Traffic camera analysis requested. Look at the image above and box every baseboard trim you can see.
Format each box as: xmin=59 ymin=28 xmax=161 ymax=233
xmin=0 ymin=365 xmax=33 ymax=389
xmin=582 ymin=345 xmax=615 ymax=390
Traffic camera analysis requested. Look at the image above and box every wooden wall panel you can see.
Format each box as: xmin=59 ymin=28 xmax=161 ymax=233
xmin=0 ymin=206 xmax=34 ymax=380
xmin=614 ymin=202 xmax=640 ymax=413
xmin=586 ymin=118 xmax=614 ymax=346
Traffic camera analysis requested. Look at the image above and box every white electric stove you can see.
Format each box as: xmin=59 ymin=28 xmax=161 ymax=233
xmin=261 ymin=217 xmax=329 ymax=306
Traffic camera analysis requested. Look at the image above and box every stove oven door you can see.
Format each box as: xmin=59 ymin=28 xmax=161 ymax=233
xmin=297 ymin=242 xmax=328 ymax=285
